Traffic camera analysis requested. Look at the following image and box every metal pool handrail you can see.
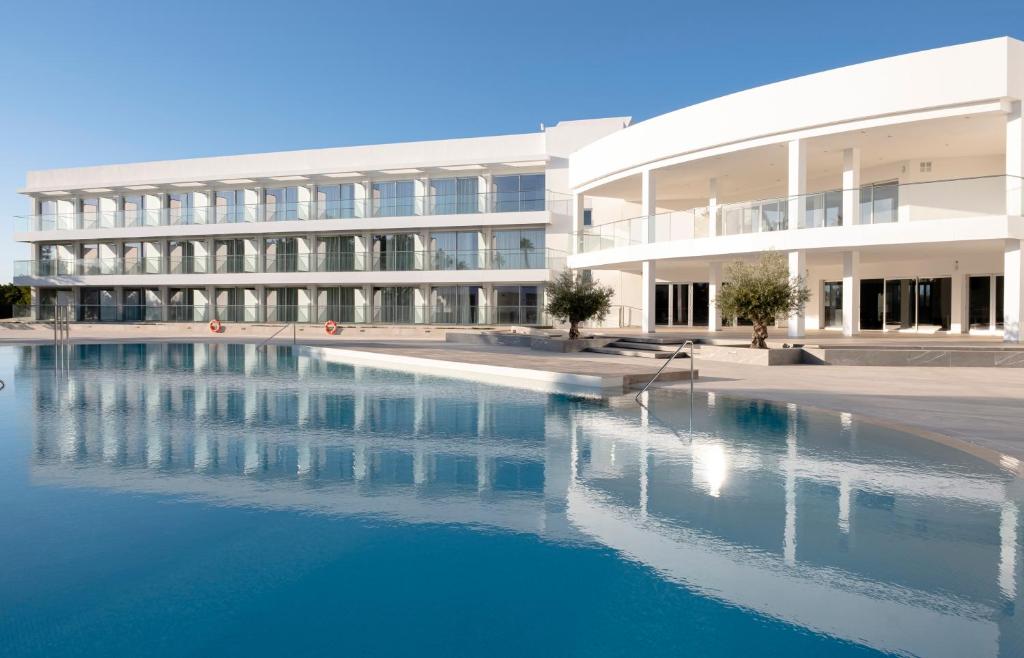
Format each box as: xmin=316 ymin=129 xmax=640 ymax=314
xmin=634 ymin=340 xmax=694 ymax=403
xmin=257 ymin=323 xmax=296 ymax=350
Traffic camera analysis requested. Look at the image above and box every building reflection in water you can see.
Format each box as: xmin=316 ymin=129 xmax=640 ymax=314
xmin=16 ymin=343 xmax=1024 ymax=658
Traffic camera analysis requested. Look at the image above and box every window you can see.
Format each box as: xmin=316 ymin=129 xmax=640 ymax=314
xmin=859 ymin=181 xmax=899 ymax=224
xmin=315 ymin=184 xmax=357 ymax=219
xmin=318 ymin=236 xmax=357 ymax=272
xmin=215 ymin=190 xmax=248 ymax=223
xmin=493 ymin=174 xmax=545 ymax=212
xmin=123 ymin=195 xmax=156 ymax=227
xmin=430 ymin=177 xmax=479 ymax=214
xmin=430 ymin=231 xmax=480 ymax=270
xmin=81 ymin=197 xmax=99 ymax=228
xmin=265 ymin=237 xmax=300 ymax=273
xmin=321 ymin=287 xmax=357 ymax=323
xmin=123 ymin=242 xmax=143 ymax=275
xmin=266 ymin=287 xmax=300 ymax=322
xmin=494 ymin=285 xmax=539 ymax=324
xmin=168 ymin=193 xmax=194 ymax=225
xmin=372 ymin=180 xmax=416 ymax=217
xmin=374 ymin=287 xmax=416 ymax=323
xmin=804 ymin=190 xmax=843 ymax=228
xmin=431 ymin=286 xmax=482 ymax=324
xmin=583 ymin=209 xmax=592 ymax=226
xmin=215 ymin=239 xmax=248 ymax=273
xmin=492 ymin=229 xmax=545 ymax=268
xmin=168 ymin=241 xmax=196 ymax=274
xmin=823 ymin=281 xmax=843 ymax=328
xmin=372 ymin=234 xmax=417 ymax=271
xmin=265 ymin=187 xmax=298 ymax=221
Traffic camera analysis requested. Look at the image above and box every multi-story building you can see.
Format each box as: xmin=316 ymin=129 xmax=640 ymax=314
xmin=569 ymin=36 xmax=1024 ymax=343
xmin=12 ymin=118 xmax=627 ymax=327
xmin=13 ymin=36 xmax=1024 ymax=342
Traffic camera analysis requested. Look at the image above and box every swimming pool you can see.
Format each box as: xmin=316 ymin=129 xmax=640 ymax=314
xmin=0 ymin=343 xmax=1020 ymax=657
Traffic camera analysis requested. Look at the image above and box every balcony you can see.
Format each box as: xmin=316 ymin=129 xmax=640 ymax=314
xmin=578 ymin=175 xmax=1023 ymax=253
xmin=14 ymin=192 xmax=570 ymax=233
xmin=13 ymin=248 xmax=565 ymax=278
xmin=13 ymin=303 xmax=550 ymax=326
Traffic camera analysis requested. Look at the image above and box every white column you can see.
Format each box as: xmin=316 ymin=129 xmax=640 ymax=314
xmin=708 ymin=262 xmax=722 ymax=332
xmin=641 ymin=260 xmax=656 ymax=334
xmin=1008 ymin=100 xmax=1023 ymax=216
xmin=642 ymin=169 xmax=656 ymax=243
xmin=842 ymin=251 xmax=859 ymax=337
xmin=788 ymin=139 xmax=807 ymax=231
xmin=788 ymin=250 xmax=806 ymax=338
xmin=707 ymin=177 xmax=719 ymax=238
xmin=842 ymin=147 xmax=861 ymax=226
xmin=951 ymin=273 xmax=964 ymax=334
xmin=1005 ymin=239 xmax=1024 ymax=343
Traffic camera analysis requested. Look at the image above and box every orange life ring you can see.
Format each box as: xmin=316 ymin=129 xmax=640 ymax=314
xmin=209 ymin=319 xmax=222 ymax=333
xmin=324 ymin=320 xmax=339 ymax=335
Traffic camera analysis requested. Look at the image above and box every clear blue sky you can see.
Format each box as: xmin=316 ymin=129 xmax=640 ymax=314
xmin=2 ymin=0 xmax=1022 ymax=281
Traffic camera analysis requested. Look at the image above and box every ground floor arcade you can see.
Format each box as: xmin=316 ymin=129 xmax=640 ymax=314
xmin=593 ymin=238 xmax=1024 ymax=341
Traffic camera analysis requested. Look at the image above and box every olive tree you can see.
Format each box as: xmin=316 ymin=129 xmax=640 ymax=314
xmin=545 ymin=269 xmax=614 ymax=339
xmin=716 ymin=251 xmax=810 ymax=349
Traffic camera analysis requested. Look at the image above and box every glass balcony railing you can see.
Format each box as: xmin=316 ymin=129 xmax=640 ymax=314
xmin=578 ymin=175 xmax=1024 ymax=253
xmin=12 ymin=303 xmax=550 ymax=326
xmin=12 ymin=249 xmax=566 ymax=279
xmin=14 ymin=192 xmax=571 ymax=233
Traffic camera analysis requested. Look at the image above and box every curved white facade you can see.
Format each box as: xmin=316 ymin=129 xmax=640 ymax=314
xmin=566 ymin=37 xmax=1024 ymax=341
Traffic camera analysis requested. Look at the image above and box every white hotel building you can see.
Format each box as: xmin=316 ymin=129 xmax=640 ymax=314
xmin=13 ymin=37 xmax=1024 ymax=341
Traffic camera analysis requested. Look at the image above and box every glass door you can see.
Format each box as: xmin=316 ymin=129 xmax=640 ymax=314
xmin=884 ymin=279 xmax=917 ymax=330
xmin=822 ymin=281 xmax=843 ymax=329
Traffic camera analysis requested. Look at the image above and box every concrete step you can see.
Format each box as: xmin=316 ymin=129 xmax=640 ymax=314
xmin=587 ymin=346 xmax=675 ymax=359
xmin=609 ymin=340 xmax=687 ymax=352
xmin=600 ymin=335 xmax=690 ymax=345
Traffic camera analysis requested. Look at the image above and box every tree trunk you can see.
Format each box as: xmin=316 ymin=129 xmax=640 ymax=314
xmin=750 ymin=321 xmax=769 ymax=349
xmin=569 ymin=320 xmax=580 ymax=340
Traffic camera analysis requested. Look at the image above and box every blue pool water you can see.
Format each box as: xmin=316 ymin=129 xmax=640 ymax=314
xmin=0 ymin=343 xmax=1021 ymax=657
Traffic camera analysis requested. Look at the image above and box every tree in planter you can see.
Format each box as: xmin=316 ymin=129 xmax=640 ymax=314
xmin=545 ymin=269 xmax=614 ymax=340
xmin=716 ymin=251 xmax=810 ymax=349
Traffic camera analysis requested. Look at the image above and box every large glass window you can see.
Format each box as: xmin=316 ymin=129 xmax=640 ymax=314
xmin=215 ymin=239 xmax=249 ymax=273
xmin=494 ymin=285 xmax=539 ymax=325
xmin=123 ymin=195 xmax=156 ymax=227
xmin=315 ymin=184 xmax=357 ymax=219
xmin=492 ymin=229 xmax=545 ymax=269
xmin=372 ymin=180 xmax=416 ymax=217
xmin=321 ymin=287 xmax=357 ymax=323
xmin=318 ymin=236 xmax=358 ymax=272
xmin=430 ymin=177 xmax=479 ymax=214
xmin=215 ymin=190 xmax=247 ymax=223
xmin=80 ymin=197 xmax=99 ymax=229
xmin=265 ymin=237 xmax=300 ymax=273
xmin=122 ymin=242 xmax=143 ymax=275
xmin=493 ymin=174 xmax=545 ymax=212
xmin=374 ymin=287 xmax=416 ymax=323
xmin=859 ymin=181 xmax=899 ymax=224
xmin=266 ymin=287 xmax=300 ymax=322
xmin=372 ymin=234 xmax=417 ymax=271
xmin=265 ymin=187 xmax=298 ymax=221
xmin=168 ymin=193 xmax=194 ymax=225
xmin=79 ymin=287 xmax=116 ymax=322
xmin=804 ymin=190 xmax=843 ymax=228
xmin=431 ymin=286 xmax=483 ymax=324
xmin=168 ymin=240 xmax=196 ymax=274
xmin=917 ymin=278 xmax=951 ymax=330
xmin=430 ymin=231 xmax=480 ymax=270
